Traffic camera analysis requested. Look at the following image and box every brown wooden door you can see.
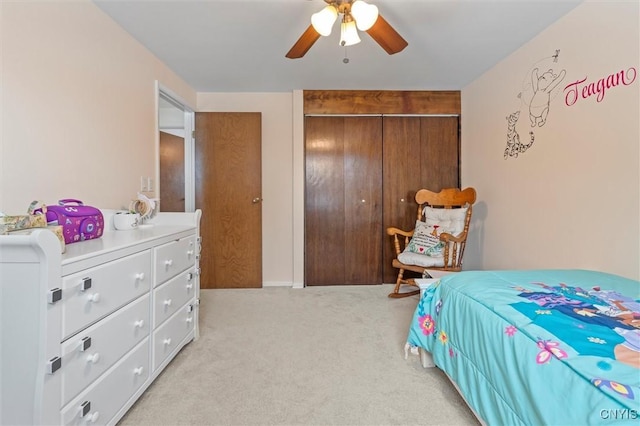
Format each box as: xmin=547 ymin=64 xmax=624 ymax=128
xmin=382 ymin=117 xmax=423 ymax=283
xmin=159 ymin=131 xmax=185 ymax=212
xmin=381 ymin=116 xmax=460 ymax=283
xmin=305 ymin=116 xmax=383 ymax=285
xmin=195 ymin=112 xmax=262 ymax=289
xmin=420 ymin=116 xmax=460 ymax=190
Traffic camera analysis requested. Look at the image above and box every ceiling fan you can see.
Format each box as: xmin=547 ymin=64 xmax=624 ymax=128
xmin=286 ymin=0 xmax=408 ymax=59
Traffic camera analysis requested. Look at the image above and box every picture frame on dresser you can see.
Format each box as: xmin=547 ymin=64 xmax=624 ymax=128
xmin=0 ymin=209 xmax=202 ymax=425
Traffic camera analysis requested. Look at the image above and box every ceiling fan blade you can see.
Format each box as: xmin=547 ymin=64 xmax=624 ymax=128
xmin=366 ymin=14 xmax=408 ymax=55
xmin=286 ymin=25 xmax=321 ymax=59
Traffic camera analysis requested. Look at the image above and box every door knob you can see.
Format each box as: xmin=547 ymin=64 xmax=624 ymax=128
xmin=252 ymin=197 xmax=262 ymax=204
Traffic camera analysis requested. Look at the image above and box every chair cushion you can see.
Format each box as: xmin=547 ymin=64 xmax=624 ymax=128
xmin=398 ymin=251 xmax=446 ymax=268
xmin=421 ymin=206 xmax=468 ymax=234
xmin=397 ymin=206 xmax=468 ymax=268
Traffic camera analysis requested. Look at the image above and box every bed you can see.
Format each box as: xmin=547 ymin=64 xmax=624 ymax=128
xmin=405 ymin=269 xmax=640 ymax=425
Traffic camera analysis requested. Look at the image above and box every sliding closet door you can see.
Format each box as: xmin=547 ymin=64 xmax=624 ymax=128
xmin=305 ymin=116 xmax=383 ymax=285
xmin=382 ymin=117 xmax=423 ymax=284
xmin=420 ymin=116 xmax=460 ymax=190
xmin=305 ymin=117 xmax=346 ymax=285
xmin=381 ymin=116 xmax=460 ymax=284
xmin=344 ymin=117 xmax=383 ymax=284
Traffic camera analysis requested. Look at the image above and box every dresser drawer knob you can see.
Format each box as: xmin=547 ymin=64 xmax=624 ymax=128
xmin=187 ymin=250 xmax=194 ymax=257
xmin=134 ymin=319 xmax=145 ymax=328
xmin=163 ymin=338 xmax=172 ymax=346
xmin=186 ymin=316 xmax=193 ymax=324
xmin=186 ymin=283 xmax=194 ymax=290
xmin=164 ymin=299 xmax=172 ymax=307
xmin=86 ymin=353 xmax=100 ymax=364
xmin=164 ymin=259 xmax=173 ymax=269
xmin=87 ymin=293 xmax=100 ymax=303
xmin=135 ymin=272 xmax=145 ymax=281
xmin=133 ymin=366 xmax=145 ymax=376
xmin=85 ymin=411 xmax=100 ymax=424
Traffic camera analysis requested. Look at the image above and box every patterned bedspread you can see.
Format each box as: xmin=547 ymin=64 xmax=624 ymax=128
xmin=406 ymin=269 xmax=640 ymax=425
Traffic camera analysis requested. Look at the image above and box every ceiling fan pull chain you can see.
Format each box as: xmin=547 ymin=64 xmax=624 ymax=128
xmin=343 ymin=47 xmax=350 ymax=64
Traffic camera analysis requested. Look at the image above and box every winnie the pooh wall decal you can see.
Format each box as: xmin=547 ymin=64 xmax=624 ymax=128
xmin=504 ymin=110 xmax=535 ymax=159
xmin=504 ymin=49 xmax=566 ymax=160
xmin=530 ymin=67 xmax=566 ymax=127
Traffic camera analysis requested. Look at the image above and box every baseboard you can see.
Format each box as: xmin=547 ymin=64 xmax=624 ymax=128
xmin=262 ymin=281 xmax=293 ymax=287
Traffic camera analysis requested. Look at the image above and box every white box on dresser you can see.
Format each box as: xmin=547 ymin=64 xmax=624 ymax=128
xmin=0 ymin=209 xmax=202 ymax=425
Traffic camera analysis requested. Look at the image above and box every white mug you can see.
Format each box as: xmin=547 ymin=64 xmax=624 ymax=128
xmin=113 ymin=212 xmax=140 ymax=230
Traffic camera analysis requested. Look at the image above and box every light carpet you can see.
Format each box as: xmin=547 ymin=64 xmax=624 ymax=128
xmin=118 ymin=284 xmax=479 ymax=425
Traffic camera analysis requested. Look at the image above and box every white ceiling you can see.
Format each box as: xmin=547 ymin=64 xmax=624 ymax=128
xmin=93 ymin=0 xmax=583 ymax=93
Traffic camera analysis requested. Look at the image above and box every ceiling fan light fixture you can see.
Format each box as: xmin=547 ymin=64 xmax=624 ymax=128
xmin=351 ymin=0 xmax=379 ymax=31
xmin=311 ymin=5 xmax=338 ymax=36
xmin=286 ymin=0 xmax=406 ymax=59
xmin=339 ymin=17 xmax=361 ymax=47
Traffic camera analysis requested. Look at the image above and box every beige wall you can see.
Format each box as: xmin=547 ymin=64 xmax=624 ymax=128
xmin=197 ymin=93 xmax=295 ymax=287
xmin=3 ymin=0 xmax=637 ymax=286
xmin=1 ymin=0 xmax=196 ymax=213
xmin=461 ymin=0 xmax=639 ymax=279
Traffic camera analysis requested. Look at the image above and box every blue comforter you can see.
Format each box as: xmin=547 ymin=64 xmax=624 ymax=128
xmin=407 ymin=269 xmax=640 ymax=425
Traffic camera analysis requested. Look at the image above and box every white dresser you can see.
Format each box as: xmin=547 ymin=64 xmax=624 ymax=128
xmin=0 ymin=210 xmax=201 ymax=425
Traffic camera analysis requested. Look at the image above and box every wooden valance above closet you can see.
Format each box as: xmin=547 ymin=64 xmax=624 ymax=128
xmin=303 ymin=90 xmax=461 ymax=115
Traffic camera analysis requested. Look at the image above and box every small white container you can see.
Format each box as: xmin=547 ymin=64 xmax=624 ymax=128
xmin=113 ymin=212 xmax=140 ymax=231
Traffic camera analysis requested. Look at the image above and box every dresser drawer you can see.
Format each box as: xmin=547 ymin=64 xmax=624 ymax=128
xmin=154 ymin=236 xmax=196 ymax=286
xmin=61 ymin=338 xmax=149 ymax=426
xmin=153 ymin=267 xmax=196 ymax=327
xmin=153 ymin=304 xmax=195 ymax=371
xmin=60 ymin=293 xmax=150 ymax=406
xmin=62 ymin=250 xmax=152 ymax=339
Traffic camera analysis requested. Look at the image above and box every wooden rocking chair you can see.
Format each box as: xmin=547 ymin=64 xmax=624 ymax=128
xmin=387 ymin=187 xmax=477 ymax=298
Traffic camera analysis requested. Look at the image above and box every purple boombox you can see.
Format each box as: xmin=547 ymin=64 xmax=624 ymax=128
xmin=37 ymin=199 xmax=104 ymax=244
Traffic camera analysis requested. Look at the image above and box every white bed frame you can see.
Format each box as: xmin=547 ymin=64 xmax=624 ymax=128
xmin=404 ymin=342 xmax=486 ymax=425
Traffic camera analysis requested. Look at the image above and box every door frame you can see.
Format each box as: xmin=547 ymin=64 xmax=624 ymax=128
xmin=155 ymin=81 xmax=196 ymax=212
